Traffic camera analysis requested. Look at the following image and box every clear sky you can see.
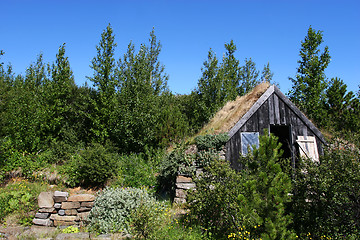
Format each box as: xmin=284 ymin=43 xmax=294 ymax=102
xmin=1 ymin=0 xmax=359 ymax=94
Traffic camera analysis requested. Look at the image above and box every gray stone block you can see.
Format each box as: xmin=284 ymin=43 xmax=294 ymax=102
xmin=68 ymin=194 xmax=95 ymax=202
xmin=35 ymin=212 xmax=50 ymax=219
xmin=61 ymin=201 xmax=80 ymax=209
xmin=54 ymin=191 xmax=69 ymax=202
xmin=54 ymin=203 xmax=62 ymax=209
xmin=32 ymin=218 xmax=52 ymax=227
xmin=38 ymin=192 xmax=54 ymax=208
xmin=77 ymin=207 xmax=91 ymax=212
xmin=58 ymin=209 xmax=65 ymax=216
xmin=55 ymin=232 xmax=89 ymax=240
xmin=176 ymin=182 xmax=196 ymax=190
xmin=39 ymin=207 xmax=56 ymax=213
xmin=80 ymin=201 xmax=94 ymax=208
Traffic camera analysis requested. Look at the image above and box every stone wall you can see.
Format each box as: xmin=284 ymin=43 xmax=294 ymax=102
xmin=173 ymin=146 xmax=226 ymax=204
xmin=32 ymin=191 xmax=95 ymax=227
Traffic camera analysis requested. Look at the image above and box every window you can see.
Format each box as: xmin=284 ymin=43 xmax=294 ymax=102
xmin=296 ymin=136 xmax=319 ymax=163
xmin=241 ymin=132 xmax=259 ymax=155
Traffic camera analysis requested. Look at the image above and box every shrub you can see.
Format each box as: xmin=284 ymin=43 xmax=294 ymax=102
xmin=194 ymin=133 xmax=229 ymax=151
xmin=187 ymin=132 xmax=296 ymax=239
xmin=61 ymin=142 xmax=118 ymax=187
xmin=291 ymin=139 xmax=360 ymax=238
xmin=0 ymin=180 xmax=48 ymax=224
xmin=112 ymin=153 xmax=158 ymax=190
xmin=0 ymin=137 xmax=49 ymax=182
xmin=88 ymin=187 xmax=164 ymax=234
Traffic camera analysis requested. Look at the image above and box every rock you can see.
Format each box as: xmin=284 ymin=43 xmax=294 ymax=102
xmin=54 ymin=191 xmax=69 ymax=202
xmin=55 ymin=232 xmax=89 ymax=240
xmin=54 ymin=203 xmax=62 ymax=209
xmin=38 ymin=192 xmax=54 ymax=208
xmin=53 ymin=220 xmax=78 ymax=227
xmin=65 ymin=209 xmax=78 ymax=216
xmin=176 ymin=175 xmax=192 ymax=183
xmin=174 ymin=197 xmax=186 ymax=204
xmin=58 ymin=209 xmax=65 ymax=216
xmin=38 ymin=207 xmax=56 ymax=213
xmin=32 ymin=218 xmax=53 ymax=227
xmin=80 ymin=201 xmax=94 ymax=208
xmin=175 ymin=189 xmax=186 ymax=198
xmin=91 ymin=233 xmax=112 ymax=239
xmin=77 ymin=212 xmax=90 ymax=221
xmin=68 ymin=194 xmax=95 ymax=202
xmin=50 ymin=214 xmax=77 ymax=222
xmin=35 ymin=212 xmax=50 ymax=219
xmin=61 ymin=201 xmax=80 ymax=209
xmin=176 ymin=182 xmax=196 ymax=190
xmin=77 ymin=207 xmax=91 ymax=212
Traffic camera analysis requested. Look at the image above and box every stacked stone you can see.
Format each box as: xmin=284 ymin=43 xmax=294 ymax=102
xmin=174 ymin=175 xmax=195 ymax=204
xmin=32 ymin=191 xmax=95 ymax=227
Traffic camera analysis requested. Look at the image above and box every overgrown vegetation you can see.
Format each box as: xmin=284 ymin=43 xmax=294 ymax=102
xmin=1 ymin=24 xmax=360 ymax=239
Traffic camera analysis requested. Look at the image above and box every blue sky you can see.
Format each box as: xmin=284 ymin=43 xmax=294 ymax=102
xmin=1 ymin=0 xmax=359 ymax=94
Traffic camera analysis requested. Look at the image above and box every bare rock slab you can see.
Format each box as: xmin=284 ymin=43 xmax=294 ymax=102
xmin=175 ymin=189 xmax=186 ymax=198
xmin=39 ymin=207 xmax=56 ymax=213
xmin=176 ymin=182 xmax=196 ymax=190
xmin=38 ymin=192 xmax=54 ymax=208
xmin=55 ymin=232 xmax=89 ymax=240
xmin=68 ymin=194 xmax=95 ymax=202
xmin=32 ymin=218 xmax=53 ymax=227
xmin=35 ymin=212 xmax=50 ymax=219
xmin=177 ymin=175 xmax=192 ymax=183
xmin=80 ymin=201 xmax=94 ymax=208
xmin=54 ymin=191 xmax=69 ymax=202
xmin=65 ymin=209 xmax=78 ymax=216
xmin=61 ymin=201 xmax=80 ymax=209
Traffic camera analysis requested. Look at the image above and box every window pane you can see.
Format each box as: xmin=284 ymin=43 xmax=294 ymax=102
xmin=241 ymin=132 xmax=259 ymax=155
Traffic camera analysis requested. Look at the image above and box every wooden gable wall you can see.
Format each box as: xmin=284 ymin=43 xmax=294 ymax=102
xmin=225 ymin=86 xmax=325 ymax=170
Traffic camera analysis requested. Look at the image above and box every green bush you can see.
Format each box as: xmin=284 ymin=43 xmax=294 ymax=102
xmin=129 ymin=197 xmax=167 ymax=239
xmin=194 ymin=133 xmax=229 ymax=151
xmin=61 ymin=142 xmax=118 ymax=187
xmin=187 ymin=133 xmax=296 ymax=239
xmin=112 ymin=153 xmax=158 ymax=190
xmin=88 ymin=187 xmax=164 ymax=234
xmin=0 ymin=180 xmax=47 ymax=224
xmin=0 ymin=137 xmax=48 ymax=181
xmin=291 ymin=139 xmax=360 ymax=239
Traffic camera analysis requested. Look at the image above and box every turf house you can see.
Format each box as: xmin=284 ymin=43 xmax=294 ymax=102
xmin=201 ymin=82 xmax=326 ymax=170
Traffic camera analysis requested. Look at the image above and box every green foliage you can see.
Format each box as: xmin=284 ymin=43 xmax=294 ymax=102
xmin=88 ymin=187 xmax=164 ymax=234
xmin=325 ymin=77 xmax=360 ymax=132
xmin=195 ymin=133 xmax=229 ymax=151
xmin=0 ymin=180 xmax=47 ymax=224
xmin=111 ymin=152 xmax=158 ymax=190
xmin=291 ymin=139 xmax=360 ymax=239
xmin=187 ymin=133 xmax=296 ymax=239
xmin=0 ymin=137 xmax=48 ymax=181
xmin=157 ymin=144 xmax=190 ymax=196
xmin=289 ymin=26 xmax=331 ymax=123
xmin=87 ymin=24 xmax=118 ymax=143
xmin=193 ymin=41 xmax=271 ymax=129
xmin=129 ymin=197 xmax=167 ymax=239
xmin=62 ymin=226 xmax=79 ymax=233
xmin=61 ymin=142 xmax=117 ymax=187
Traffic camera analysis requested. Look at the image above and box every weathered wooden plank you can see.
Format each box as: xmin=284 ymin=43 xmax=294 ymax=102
xmin=258 ymin=100 xmax=269 ymax=131
xmin=279 ymin=98 xmax=286 ymax=125
xmin=284 ymin=101 xmax=291 ymax=125
xmin=229 ymin=85 xmax=275 ymax=138
xmin=274 ymin=93 xmax=280 ymax=125
xmin=273 ymin=86 xmax=326 ymax=145
xmin=268 ymin=93 xmax=275 ymax=125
